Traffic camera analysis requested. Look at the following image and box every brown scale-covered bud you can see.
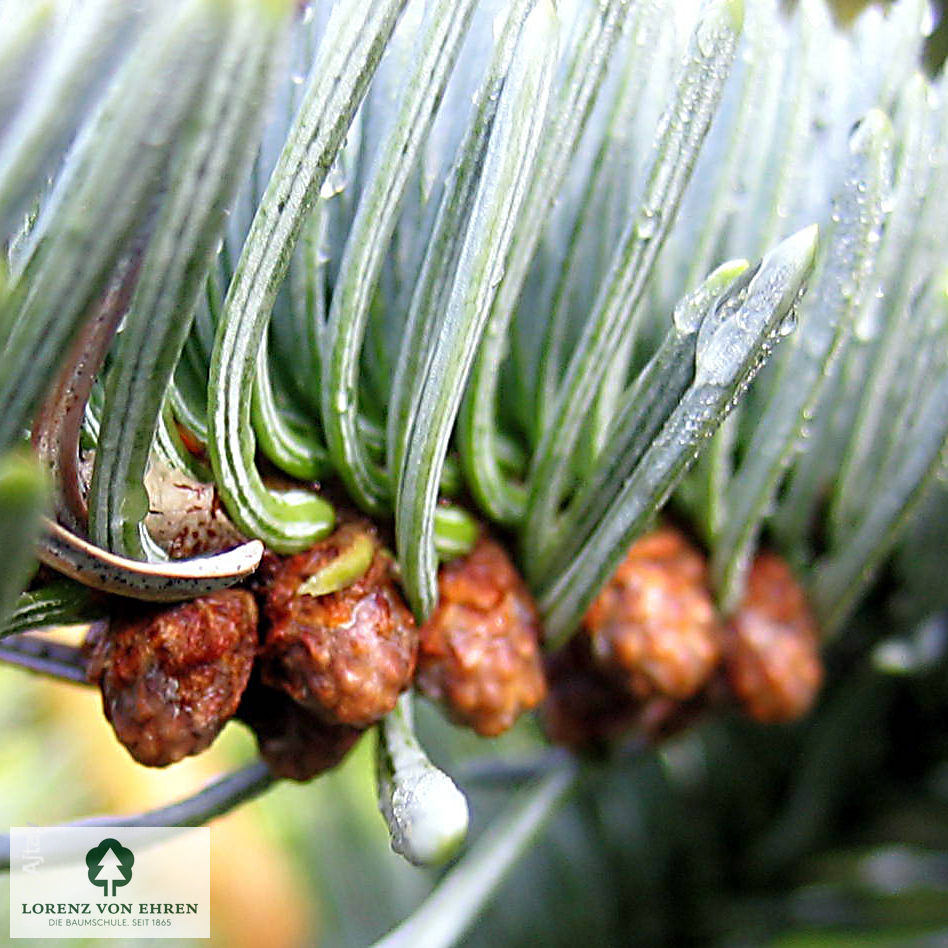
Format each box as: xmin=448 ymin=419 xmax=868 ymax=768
xmin=582 ymin=527 xmax=720 ymax=701
xmin=85 ymin=590 xmax=258 ymax=767
xmin=258 ymin=522 xmax=418 ymax=728
xmin=723 ymin=552 xmax=823 ymax=723
xmin=237 ymin=677 xmax=363 ymax=782
xmin=416 ymin=536 xmax=546 ymax=737
xmin=541 ymin=635 xmax=640 ymax=752
xmin=540 ymin=633 xmax=702 ymax=753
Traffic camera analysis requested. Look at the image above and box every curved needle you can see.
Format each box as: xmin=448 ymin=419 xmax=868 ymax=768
xmin=31 ymin=249 xmax=142 ymax=531
xmin=37 ymin=518 xmax=263 ymax=601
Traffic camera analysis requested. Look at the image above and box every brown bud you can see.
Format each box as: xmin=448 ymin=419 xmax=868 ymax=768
xmin=258 ymin=523 xmax=418 ymax=727
xmin=582 ymin=527 xmax=720 ymax=700
xmin=416 ymin=536 xmax=546 ymax=737
xmin=723 ymin=552 xmax=823 ymax=723
xmin=540 ymin=635 xmax=640 ymax=752
xmin=543 ymin=631 xmax=714 ymax=753
xmin=237 ymin=677 xmax=362 ymax=782
xmin=86 ymin=590 xmax=258 ymax=766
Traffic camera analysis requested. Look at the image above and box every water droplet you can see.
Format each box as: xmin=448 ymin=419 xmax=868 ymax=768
xmin=777 ymin=310 xmax=797 ymax=336
xmin=635 ymin=210 xmax=658 ymax=240
xmin=855 ymin=296 xmax=882 ymax=341
xmin=320 ymin=163 xmax=347 ymax=199
xmin=696 ymin=11 xmax=722 ymax=58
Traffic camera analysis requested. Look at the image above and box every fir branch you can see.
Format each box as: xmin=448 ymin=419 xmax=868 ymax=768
xmin=0 ymin=632 xmax=88 ymax=685
xmin=828 ymin=76 xmax=941 ymax=545
xmin=0 ymin=0 xmax=142 ymax=234
xmin=0 ymin=0 xmax=223 ymax=453
xmin=458 ymin=0 xmax=640 ymax=525
xmin=37 ymin=519 xmax=262 ymax=602
xmin=31 ymin=248 xmax=143 ymax=533
xmin=711 ymin=109 xmax=893 ymax=610
xmin=88 ymin=0 xmax=293 ymax=561
xmin=812 ymin=301 xmax=948 ymax=633
xmin=251 ymin=340 xmax=331 ymax=481
xmin=387 ymin=0 xmax=538 ymax=496
xmin=321 ymin=0 xmax=481 ymax=515
xmin=0 ymin=450 xmax=47 ymax=625
xmin=534 ymin=0 xmax=669 ymax=441
xmin=522 ymin=0 xmax=743 ymax=578
xmin=540 ymin=225 xmax=818 ymax=646
xmin=208 ymin=0 xmax=407 ymax=552
xmin=0 ymin=762 xmax=275 ymax=870
xmin=395 ymin=0 xmax=558 ymax=619
xmin=538 ymin=260 xmax=748 ymax=584
xmin=1 ymin=580 xmax=104 ymax=640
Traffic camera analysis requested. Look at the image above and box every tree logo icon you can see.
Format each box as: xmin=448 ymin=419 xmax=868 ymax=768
xmin=85 ymin=838 xmax=134 ymax=897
